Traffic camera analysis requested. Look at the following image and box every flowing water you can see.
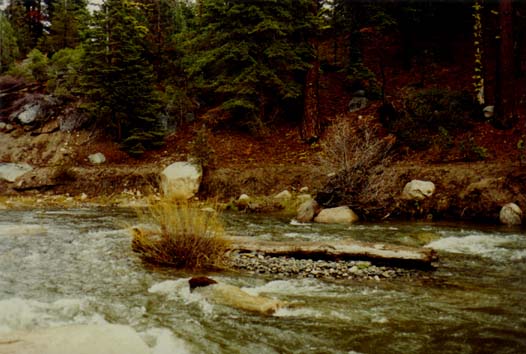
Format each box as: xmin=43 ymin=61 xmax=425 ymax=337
xmin=0 ymin=208 xmax=525 ymax=353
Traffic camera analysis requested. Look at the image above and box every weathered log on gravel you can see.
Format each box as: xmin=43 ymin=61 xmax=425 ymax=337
xmin=227 ymin=237 xmax=438 ymax=269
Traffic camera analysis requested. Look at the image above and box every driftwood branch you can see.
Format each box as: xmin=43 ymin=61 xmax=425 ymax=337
xmin=227 ymin=236 xmax=438 ymax=269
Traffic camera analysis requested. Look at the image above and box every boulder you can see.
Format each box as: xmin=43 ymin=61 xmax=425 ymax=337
xmin=296 ymin=199 xmax=320 ymax=223
xmin=0 ymin=324 xmax=151 ymax=354
xmin=88 ymin=152 xmax=106 ymax=164
xmin=189 ymin=277 xmax=288 ymax=316
xmin=348 ymin=97 xmax=368 ymax=112
xmin=401 ymin=180 xmax=435 ymax=201
xmin=274 ymin=189 xmax=292 ymax=200
xmin=160 ymin=161 xmax=202 ymax=200
xmin=13 ymin=167 xmax=60 ymax=191
xmin=499 ymin=203 xmax=522 ymax=225
xmin=314 ymin=206 xmax=359 ymax=224
xmin=296 ymin=193 xmax=312 ymax=204
xmin=0 ymin=163 xmax=33 ymax=182
xmin=17 ymin=102 xmax=40 ymax=124
xmin=10 ymin=94 xmax=59 ymax=127
xmin=236 ymin=194 xmax=251 ymax=207
xmin=483 ymin=105 xmax=494 ymax=119
xmin=0 ymin=122 xmax=6 ymax=130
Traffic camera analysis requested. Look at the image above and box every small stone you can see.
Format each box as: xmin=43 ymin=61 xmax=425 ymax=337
xmin=88 ymin=152 xmax=106 ymax=165
xmin=274 ymin=190 xmax=292 ymax=200
xmin=237 ymin=194 xmax=250 ymax=207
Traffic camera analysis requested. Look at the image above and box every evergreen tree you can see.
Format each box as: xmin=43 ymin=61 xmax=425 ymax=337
xmin=41 ymin=0 xmax=88 ymax=54
xmin=186 ymin=0 xmax=315 ymax=132
xmin=0 ymin=12 xmax=20 ymax=72
xmin=82 ymin=0 xmax=165 ymax=156
xmin=140 ymin=0 xmax=195 ymax=77
xmin=5 ymin=0 xmax=34 ymax=55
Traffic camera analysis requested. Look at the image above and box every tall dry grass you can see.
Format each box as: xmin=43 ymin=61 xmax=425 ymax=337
xmin=131 ymin=200 xmax=231 ymax=270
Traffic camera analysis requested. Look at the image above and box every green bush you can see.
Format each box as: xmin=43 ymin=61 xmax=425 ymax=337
xmin=6 ymin=49 xmax=49 ymax=83
xmin=47 ymin=47 xmax=84 ymax=101
xmin=460 ymin=136 xmax=488 ymax=162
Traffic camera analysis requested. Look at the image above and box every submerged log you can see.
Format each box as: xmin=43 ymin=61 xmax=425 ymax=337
xmin=190 ymin=276 xmax=289 ymax=316
xmin=227 ymin=236 xmax=438 ymax=269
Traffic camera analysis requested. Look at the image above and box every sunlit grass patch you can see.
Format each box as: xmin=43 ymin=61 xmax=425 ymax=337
xmin=131 ymin=200 xmax=231 ymax=270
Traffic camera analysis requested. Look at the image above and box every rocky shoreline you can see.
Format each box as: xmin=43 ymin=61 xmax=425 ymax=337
xmin=229 ymin=252 xmax=422 ymax=281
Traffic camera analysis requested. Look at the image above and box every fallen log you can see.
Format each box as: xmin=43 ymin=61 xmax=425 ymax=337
xmin=226 ymin=236 xmax=438 ymax=269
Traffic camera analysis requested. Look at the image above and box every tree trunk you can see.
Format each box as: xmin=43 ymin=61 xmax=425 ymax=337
xmin=301 ymin=0 xmax=322 ymax=142
xmin=495 ymin=0 xmax=516 ymax=128
xmin=301 ymin=58 xmax=321 ymax=142
xmin=227 ymin=236 xmax=438 ymax=269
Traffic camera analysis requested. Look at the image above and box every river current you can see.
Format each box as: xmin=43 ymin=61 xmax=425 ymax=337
xmin=0 ymin=208 xmax=525 ymax=353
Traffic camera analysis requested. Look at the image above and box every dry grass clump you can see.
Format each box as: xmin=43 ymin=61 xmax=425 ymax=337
xmin=131 ymin=200 xmax=231 ymax=270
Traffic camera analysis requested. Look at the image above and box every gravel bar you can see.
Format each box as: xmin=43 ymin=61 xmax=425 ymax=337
xmin=229 ymin=252 xmax=421 ymax=280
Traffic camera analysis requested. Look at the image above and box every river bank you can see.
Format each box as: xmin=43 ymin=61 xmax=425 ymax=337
xmin=1 ymin=160 xmax=524 ymax=226
xmin=0 ymin=125 xmax=525 ymax=226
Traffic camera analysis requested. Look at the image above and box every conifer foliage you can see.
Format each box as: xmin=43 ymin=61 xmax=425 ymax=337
xmin=82 ymin=0 xmax=165 ymax=156
xmin=186 ymin=0 xmax=314 ymax=132
xmin=41 ymin=0 xmax=88 ymax=54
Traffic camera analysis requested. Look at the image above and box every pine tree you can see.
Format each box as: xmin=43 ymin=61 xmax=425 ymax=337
xmin=139 ymin=0 xmax=194 ymax=77
xmin=41 ymin=0 xmax=88 ymax=54
xmin=0 ymin=12 xmax=20 ymax=72
xmin=5 ymin=0 xmax=34 ymax=55
xmin=186 ymin=0 xmax=314 ymax=132
xmin=82 ymin=0 xmax=165 ymax=156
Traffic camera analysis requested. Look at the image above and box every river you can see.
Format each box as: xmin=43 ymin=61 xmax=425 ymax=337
xmin=0 ymin=208 xmax=525 ymax=353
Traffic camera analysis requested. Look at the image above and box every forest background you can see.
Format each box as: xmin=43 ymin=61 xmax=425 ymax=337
xmin=1 ymin=0 xmax=524 ymax=150
xmin=0 ymin=0 xmax=525 ymax=221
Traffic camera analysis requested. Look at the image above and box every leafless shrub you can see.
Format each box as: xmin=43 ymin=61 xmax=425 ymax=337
xmin=317 ymin=117 xmax=396 ymax=216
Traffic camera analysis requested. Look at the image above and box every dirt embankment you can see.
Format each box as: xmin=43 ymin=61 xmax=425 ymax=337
xmin=1 ymin=127 xmax=524 ymax=225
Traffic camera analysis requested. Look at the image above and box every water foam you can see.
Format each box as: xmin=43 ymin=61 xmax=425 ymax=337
xmin=426 ymin=234 xmax=523 ymax=261
xmin=148 ymin=279 xmax=214 ymax=315
xmin=241 ymin=278 xmax=328 ymax=297
xmin=142 ymin=328 xmax=193 ymax=354
xmin=0 ymin=297 xmax=107 ymax=334
xmin=0 ymin=224 xmax=48 ymax=236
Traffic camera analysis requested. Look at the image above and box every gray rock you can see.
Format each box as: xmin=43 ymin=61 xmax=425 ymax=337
xmin=17 ymin=103 xmax=40 ymax=124
xmin=0 ymin=162 xmax=33 ymax=182
xmin=483 ymin=105 xmax=494 ymax=119
xmin=274 ymin=189 xmax=292 ymax=200
xmin=160 ymin=161 xmax=202 ymax=200
xmin=348 ymin=96 xmax=368 ymax=112
xmin=401 ymin=180 xmax=435 ymax=201
xmin=297 ymin=193 xmax=312 ymax=204
xmin=499 ymin=203 xmax=522 ymax=225
xmin=88 ymin=152 xmax=106 ymax=164
xmin=236 ymin=194 xmax=251 ymax=207
xmin=296 ymin=199 xmax=319 ymax=223
xmin=314 ymin=206 xmax=359 ymax=224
